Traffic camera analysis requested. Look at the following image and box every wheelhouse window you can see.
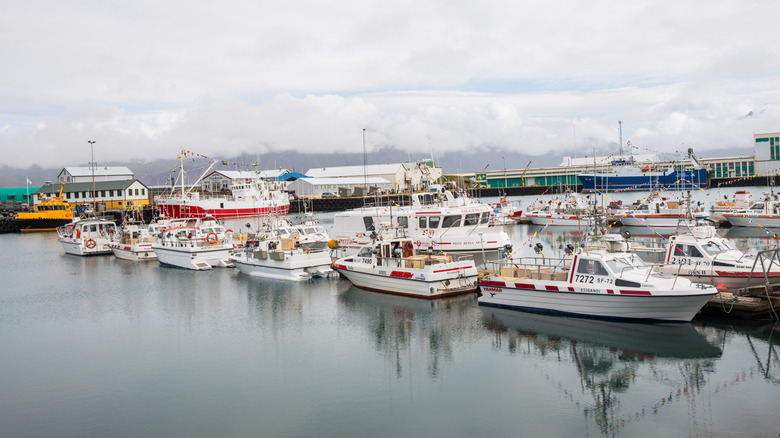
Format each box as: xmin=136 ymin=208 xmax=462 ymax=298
xmin=363 ymin=216 xmax=375 ymax=231
xmin=464 ymin=213 xmax=480 ymax=226
xmin=397 ymin=216 xmax=408 ymax=227
xmin=577 ymin=259 xmax=608 ymax=275
xmin=480 ymin=212 xmax=490 ymax=224
xmin=428 ymin=216 xmax=440 ymax=228
xmin=674 ymin=244 xmax=703 ymax=258
xmin=441 ymin=215 xmax=461 ymax=228
xmin=419 ymin=217 xmax=427 ymax=228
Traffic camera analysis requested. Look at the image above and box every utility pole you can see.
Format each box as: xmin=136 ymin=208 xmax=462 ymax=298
xmin=88 ymin=140 xmax=96 ymax=214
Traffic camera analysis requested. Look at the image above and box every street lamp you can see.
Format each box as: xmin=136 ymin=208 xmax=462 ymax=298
xmin=88 ymin=140 xmax=96 ymax=214
xmin=502 ymin=156 xmax=507 ymax=189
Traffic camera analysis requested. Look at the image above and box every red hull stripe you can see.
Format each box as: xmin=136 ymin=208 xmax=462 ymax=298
xmin=619 ymin=290 xmax=652 ymax=296
xmin=480 ymin=280 xmax=507 ymax=287
xmin=334 ymin=264 xmax=347 ymax=270
xmin=714 ymin=271 xmax=780 ymax=277
xmin=514 ymin=283 xmax=535 ymax=290
xmin=545 ymin=285 xmax=558 ymax=291
xmin=433 ymin=267 xmax=462 ymax=273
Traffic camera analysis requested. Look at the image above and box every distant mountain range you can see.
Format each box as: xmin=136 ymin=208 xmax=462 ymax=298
xmin=0 ymin=145 xmax=754 ymax=188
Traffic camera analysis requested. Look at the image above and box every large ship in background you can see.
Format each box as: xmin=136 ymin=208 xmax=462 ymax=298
xmin=578 ymin=146 xmax=708 ymax=192
xmin=155 ymin=155 xmax=289 ymax=219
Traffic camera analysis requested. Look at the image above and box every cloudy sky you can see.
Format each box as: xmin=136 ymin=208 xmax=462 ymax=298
xmin=1 ymin=0 xmax=779 ymax=170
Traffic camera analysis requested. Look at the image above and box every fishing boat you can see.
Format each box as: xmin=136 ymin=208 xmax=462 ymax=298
xmin=478 ymin=234 xmax=717 ymax=322
xmin=108 ymin=221 xmax=168 ymax=261
xmin=57 ymin=217 xmax=118 ymax=256
xmin=151 ymin=217 xmax=234 ymax=270
xmin=155 ymin=153 xmax=289 ymax=219
xmin=332 ymin=235 xmax=479 ymax=298
xmin=230 ymin=237 xmax=333 ymax=281
xmin=250 ymin=215 xmax=331 ymax=250
xmin=524 ymin=193 xmax=592 ymax=227
xmin=14 ymin=183 xmax=74 ymax=231
xmin=331 ymin=190 xmax=511 ymax=256
xmin=654 ymin=222 xmax=780 ymax=289
xmin=612 ymin=193 xmax=708 ymax=228
xmin=489 ymin=196 xmax=523 ymax=225
xmin=723 ymin=191 xmax=780 ymax=228
xmin=709 ymin=190 xmax=751 ymax=222
xmin=578 ymin=147 xmax=708 ymax=192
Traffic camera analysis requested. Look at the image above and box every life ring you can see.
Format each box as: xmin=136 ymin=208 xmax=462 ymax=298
xmin=226 ymin=229 xmax=233 ymax=233
xmin=206 ymin=232 xmax=218 ymax=244
xmin=85 ymin=239 xmax=97 ymax=249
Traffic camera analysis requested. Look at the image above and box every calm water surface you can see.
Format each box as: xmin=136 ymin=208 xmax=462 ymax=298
xmin=1 ymin=195 xmax=778 ymax=438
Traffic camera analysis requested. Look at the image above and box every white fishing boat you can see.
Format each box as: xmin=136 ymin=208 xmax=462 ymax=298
xmin=478 ymin=235 xmax=717 ymax=322
xmin=612 ymin=193 xmax=708 ymax=228
xmin=251 ymin=215 xmax=331 ymax=250
xmin=489 ymin=197 xmax=523 ymax=225
xmin=723 ymin=191 xmax=780 ymax=228
xmin=524 ymin=193 xmax=592 ymax=226
xmin=155 ymin=153 xmax=289 ymax=219
xmin=654 ymin=222 xmax=780 ymax=289
xmin=230 ymin=237 xmax=333 ymax=281
xmin=332 ymin=235 xmax=479 ymax=298
xmin=709 ymin=190 xmax=752 ymax=222
xmin=108 ymin=221 xmax=166 ymax=261
xmin=331 ymin=190 xmax=511 ymax=256
xmin=151 ymin=217 xmax=234 ymax=270
xmin=57 ymin=218 xmax=118 ymax=256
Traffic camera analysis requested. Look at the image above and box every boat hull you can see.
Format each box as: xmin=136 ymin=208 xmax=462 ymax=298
xmin=231 ymin=251 xmax=333 ymax=281
xmin=526 ymin=214 xmax=592 ymax=227
xmin=478 ymin=279 xmax=715 ymax=322
xmin=156 ymin=201 xmax=290 ymax=219
xmin=579 ymin=168 xmax=708 ymax=192
xmin=615 ymin=214 xmax=688 ymax=228
xmin=15 ymin=218 xmax=73 ymax=231
xmin=109 ymin=242 xmax=157 ymax=261
xmin=333 ymin=262 xmax=478 ymax=299
xmin=152 ymin=243 xmax=234 ymax=270
xmin=58 ymin=238 xmax=114 ymax=256
xmin=724 ymin=213 xmax=780 ymax=228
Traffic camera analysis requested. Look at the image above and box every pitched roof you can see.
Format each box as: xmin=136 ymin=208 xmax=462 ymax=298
xmin=293 ymin=177 xmax=390 ymax=186
xmin=35 ymin=179 xmax=147 ymax=194
xmin=61 ymin=166 xmax=134 ymax=177
xmin=305 ymin=164 xmax=403 ymax=178
xmin=207 ymin=169 xmax=289 ymax=179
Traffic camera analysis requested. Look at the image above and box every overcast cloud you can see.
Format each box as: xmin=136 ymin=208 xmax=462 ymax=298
xmin=1 ymin=0 xmax=779 ymax=169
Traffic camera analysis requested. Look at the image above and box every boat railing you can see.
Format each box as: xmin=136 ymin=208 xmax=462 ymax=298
xmin=375 ymin=253 xmax=472 ymax=269
xmin=485 ymin=256 xmax=569 ymax=281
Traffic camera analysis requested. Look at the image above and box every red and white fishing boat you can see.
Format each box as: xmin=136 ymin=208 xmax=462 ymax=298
xmin=333 ymin=236 xmax=479 ymax=299
xmin=654 ymin=222 xmax=780 ymax=289
xmin=155 ymin=154 xmax=289 ymax=219
xmin=612 ymin=193 xmax=708 ymax=228
xmin=151 ymin=217 xmax=235 ymax=270
xmin=524 ymin=193 xmax=592 ymax=226
xmin=331 ymin=190 xmax=511 ymax=256
xmin=478 ymin=235 xmax=717 ymax=322
xmin=723 ymin=191 xmax=780 ymax=228
xmin=709 ymin=190 xmax=751 ymax=222
xmin=108 ymin=221 xmax=162 ymax=261
xmin=57 ymin=218 xmax=118 ymax=256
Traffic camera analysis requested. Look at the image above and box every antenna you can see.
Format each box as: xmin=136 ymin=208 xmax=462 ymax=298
xmin=618 ymin=121 xmax=623 ymax=156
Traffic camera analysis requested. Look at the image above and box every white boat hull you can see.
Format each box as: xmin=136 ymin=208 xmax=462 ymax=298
xmin=231 ymin=250 xmax=333 ymax=281
xmin=724 ymin=213 xmax=780 ymax=228
xmin=616 ymin=215 xmax=687 ymax=228
xmin=152 ymin=243 xmax=234 ymax=270
xmin=526 ymin=214 xmax=592 ymax=227
xmin=334 ymin=260 xmax=478 ymax=299
xmin=58 ymin=237 xmax=113 ymax=256
xmin=109 ymin=242 xmax=157 ymax=261
xmin=478 ymin=279 xmax=715 ymax=322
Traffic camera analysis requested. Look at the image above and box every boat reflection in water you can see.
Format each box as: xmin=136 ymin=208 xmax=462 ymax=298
xmin=481 ymin=307 xmax=722 ymax=436
xmin=338 ymin=286 xmax=482 ymax=378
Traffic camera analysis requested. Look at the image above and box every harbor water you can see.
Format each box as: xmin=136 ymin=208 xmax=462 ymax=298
xmin=1 ymin=192 xmax=779 ymax=438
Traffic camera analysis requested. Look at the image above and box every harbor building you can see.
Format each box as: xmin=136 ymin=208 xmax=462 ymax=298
xmin=287 ymin=177 xmax=392 ymax=198
xmin=753 ymin=132 xmax=780 ymax=176
xmin=0 ymin=186 xmax=40 ymax=204
xmin=58 ymin=166 xmax=134 ymax=183
xmin=34 ymin=180 xmax=150 ymax=211
xmin=305 ymin=160 xmax=442 ymax=192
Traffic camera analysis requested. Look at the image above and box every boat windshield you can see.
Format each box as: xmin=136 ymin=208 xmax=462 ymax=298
xmin=357 ymin=247 xmax=374 ymax=258
xmin=606 ymin=255 xmax=647 ymax=273
xmin=702 ymin=239 xmax=738 ymax=255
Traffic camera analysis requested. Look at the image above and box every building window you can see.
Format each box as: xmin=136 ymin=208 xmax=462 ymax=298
xmin=74 ymin=192 xmax=79 ymax=199
xmin=8 ymin=195 xmax=16 ymax=201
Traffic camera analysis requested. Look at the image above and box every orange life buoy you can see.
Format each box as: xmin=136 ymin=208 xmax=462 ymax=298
xmin=85 ymin=239 xmax=97 ymax=249
xmin=226 ymin=229 xmax=233 ymax=233
xmin=206 ymin=232 xmax=218 ymax=244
